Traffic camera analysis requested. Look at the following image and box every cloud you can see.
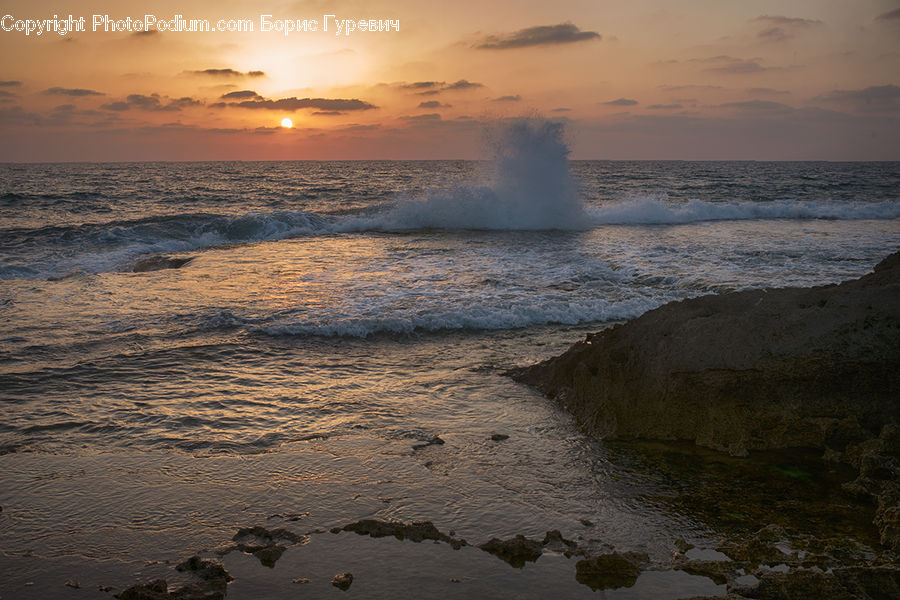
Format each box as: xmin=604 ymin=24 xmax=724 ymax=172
xmin=403 ymin=113 xmax=441 ymax=121
xmin=0 ymin=80 xmax=22 ymax=87
xmin=445 ymin=79 xmax=483 ymax=90
xmin=551 ymin=107 xmax=571 ymax=112
xmin=753 ymin=15 xmax=822 ymax=42
xmin=43 ymin=87 xmax=105 ymax=97
xmin=186 ymin=69 xmax=266 ymax=78
xmin=101 ymin=93 xmax=202 ymax=111
xmin=876 ymin=8 xmax=900 ymax=21
xmin=648 ymin=104 xmax=683 ymax=110
xmin=221 ymin=90 xmax=262 ymax=100
xmin=418 ymin=100 xmax=450 ymax=108
xmin=719 ymin=100 xmax=794 ymax=112
xmin=226 ymin=97 xmax=377 ymax=111
xmin=658 ymin=84 xmax=723 ymax=91
xmin=700 ymin=57 xmax=772 ymax=75
xmin=603 ymin=98 xmax=638 ymax=106
xmin=0 ymin=90 xmax=16 ymax=99
xmin=312 ymin=111 xmax=343 ymax=116
xmin=132 ymin=30 xmax=160 ymax=38
xmin=816 ymin=84 xmax=900 ymax=112
xmin=746 ymin=87 xmax=790 ymax=95
xmin=416 ymin=90 xmax=441 ymax=96
xmin=401 ymin=81 xmax=442 ymax=90
xmin=476 ymin=23 xmax=600 ymax=49
xmin=492 ymin=95 xmax=521 ymax=102
xmin=753 ymin=15 xmax=822 ymax=27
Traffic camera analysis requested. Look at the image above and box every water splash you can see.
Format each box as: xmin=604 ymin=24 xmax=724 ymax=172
xmin=343 ymin=118 xmax=588 ymax=231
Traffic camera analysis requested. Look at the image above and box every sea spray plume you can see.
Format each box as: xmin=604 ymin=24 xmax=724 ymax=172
xmin=342 ymin=118 xmax=588 ymax=231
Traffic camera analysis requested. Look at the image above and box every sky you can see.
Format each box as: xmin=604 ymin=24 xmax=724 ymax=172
xmin=0 ymin=0 xmax=899 ymax=161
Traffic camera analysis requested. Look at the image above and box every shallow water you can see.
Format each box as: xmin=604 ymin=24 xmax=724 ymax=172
xmin=1 ymin=133 xmax=898 ymax=596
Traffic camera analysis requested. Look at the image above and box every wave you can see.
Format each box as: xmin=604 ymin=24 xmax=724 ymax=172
xmin=339 ymin=119 xmax=587 ymax=231
xmin=587 ymin=196 xmax=900 ymax=225
xmin=212 ymin=296 xmax=662 ymax=338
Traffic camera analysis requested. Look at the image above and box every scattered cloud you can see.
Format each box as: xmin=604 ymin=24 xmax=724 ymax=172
xmin=719 ymin=100 xmax=794 ymax=112
xmin=753 ymin=15 xmax=822 ymax=42
xmin=603 ymin=98 xmax=638 ymax=106
xmin=551 ymin=107 xmax=571 ymax=112
xmin=492 ymin=95 xmax=521 ymax=102
xmin=658 ymin=84 xmax=723 ymax=92
xmin=816 ymin=84 xmax=900 ymax=112
xmin=698 ymin=56 xmax=772 ymax=75
xmin=0 ymin=90 xmax=17 ymax=99
xmin=648 ymin=104 xmax=683 ymax=110
xmin=312 ymin=111 xmax=343 ymax=116
xmin=445 ymin=79 xmax=483 ymax=90
xmin=876 ymin=8 xmax=900 ymax=21
xmin=746 ymin=87 xmax=790 ymax=95
xmin=476 ymin=23 xmax=600 ymax=50
xmin=403 ymin=113 xmax=441 ymax=121
xmin=418 ymin=100 xmax=450 ymax=108
xmin=754 ymin=15 xmax=822 ymax=27
xmin=224 ymin=97 xmax=377 ymax=111
xmin=401 ymin=81 xmax=442 ymax=90
xmin=132 ymin=30 xmax=160 ymax=38
xmin=0 ymin=80 xmax=22 ymax=87
xmin=416 ymin=90 xmax=441 ymax=96
xmin=43 ymin=87 xmax=105 ymax=97
xmin=220 ymin=90 xmax=262 ymax=100
xmin=186 ymin=69 xmax=266 ymax=78
xmin=101 ymin=93 xmax=202 ymax=111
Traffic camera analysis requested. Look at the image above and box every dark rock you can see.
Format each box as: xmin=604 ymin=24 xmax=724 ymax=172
xmin=342 ymin=519 xmax=466 ymax=550
xmin=675 ymin=559 xmax=738 ymax=586
xmin=541 ymin=530 xmax=577 ymax=554
xmin=132 ymin=255 xmax=194 ymax=273
xmin=65 ymin=579 xmax=81 ymax=588
xmin=737 ymin=565 xmax=900 ymax=600
xmin=512 ymin=253 xmax=900 ymax=546
xmin=478 ymin=534 xmax=543 ymax=568
xmin=331 ymin=572 xmax=353 ymax=590
xmin=579 ymin=518 xmax=593 ymax=527
xmin=228 ymin=525 xmax=307 ymax=567
xmin=175 ymin=556 xmax=233 ymax=582
xmin=490 ymin=433 xmax=510 ymax=441
xmin=574 ymin=552 xmax=641 ymax=590
xmin=116 ymin=580 xmax=169 ymax=600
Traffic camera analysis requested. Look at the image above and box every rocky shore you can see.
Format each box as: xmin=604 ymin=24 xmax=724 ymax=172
xmin=511 ymin=252 xmax=900 ymax=552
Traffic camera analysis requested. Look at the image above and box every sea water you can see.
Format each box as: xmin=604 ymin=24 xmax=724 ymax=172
xmin=1 ymin=120 xmax=898 ymax=598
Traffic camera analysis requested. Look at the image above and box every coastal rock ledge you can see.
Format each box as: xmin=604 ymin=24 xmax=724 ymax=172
xmin=511 ymin=252 xmax=900 ymax=547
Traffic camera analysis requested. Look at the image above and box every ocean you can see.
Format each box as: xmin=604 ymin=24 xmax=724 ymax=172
xmin=1 ymin=121 xmax=899 ymax=598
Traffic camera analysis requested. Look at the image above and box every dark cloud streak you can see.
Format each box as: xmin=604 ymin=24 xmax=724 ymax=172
xmin=476 ymin=23 xmax=600 ymax=50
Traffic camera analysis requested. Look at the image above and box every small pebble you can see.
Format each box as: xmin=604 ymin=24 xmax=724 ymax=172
xmin=331 ymin=572 xmax=353 ymax=590
xmin=490 ymin=433 xmax=509 ymax=441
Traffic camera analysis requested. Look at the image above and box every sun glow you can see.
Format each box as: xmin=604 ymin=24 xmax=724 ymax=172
xmin=281 ymin=118 xmax=293 ymax=128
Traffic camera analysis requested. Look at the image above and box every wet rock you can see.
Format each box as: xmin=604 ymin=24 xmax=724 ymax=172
xmin=226 ymin=525 xmax=307 ymax=567
xmin=718 ymin=525 xmax=798 ymax=566
xmin=574 ymin=552 xmax=642 ymax=590
xmin=65 ymin=579 xmax=81 ymax=588
xmin=478 ymin=534 xmax=543 ymax=568
xmin=490 ymin=433 xmax=510 ymax=441
xmin=342 ymin=519 xmax=466 ymax=550
xmin=132 ymin=255 xmax=194 ymax=273
xmin=116 ymin=580 xmax=169 ymax=600
xmin=175 ymin=556 xmax=233 ymax=582
xmin=512 ymin=252 xmax=899 ymax=456
xmin=331 ymin=572 xmax=353 ymax=590
xmin=579 ymin=518 xmax=593 ymax=527
xmin=541 ymin=530 xmax=578 ymax=555
xmin=412 ymin=435 xmax=445 ymax=450
xmin=675 ymin=559 xmax=739 ymax=586
xmin=735 ymin=565 xmax=900 ymax=600
xmin=291 ymin=578 xmax=311 ymax=584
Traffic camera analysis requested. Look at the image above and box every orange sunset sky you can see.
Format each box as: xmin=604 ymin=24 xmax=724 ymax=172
xmin=1 ymin=0 xmax=899 ymax=161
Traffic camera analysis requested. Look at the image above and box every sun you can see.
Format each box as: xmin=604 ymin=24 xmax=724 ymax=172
xmin=280 ymin=117 xmax=293 ymax=128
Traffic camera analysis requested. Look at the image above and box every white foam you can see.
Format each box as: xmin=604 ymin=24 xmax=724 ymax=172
xmin=338 ymin=119 xmax=588 ymax=231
